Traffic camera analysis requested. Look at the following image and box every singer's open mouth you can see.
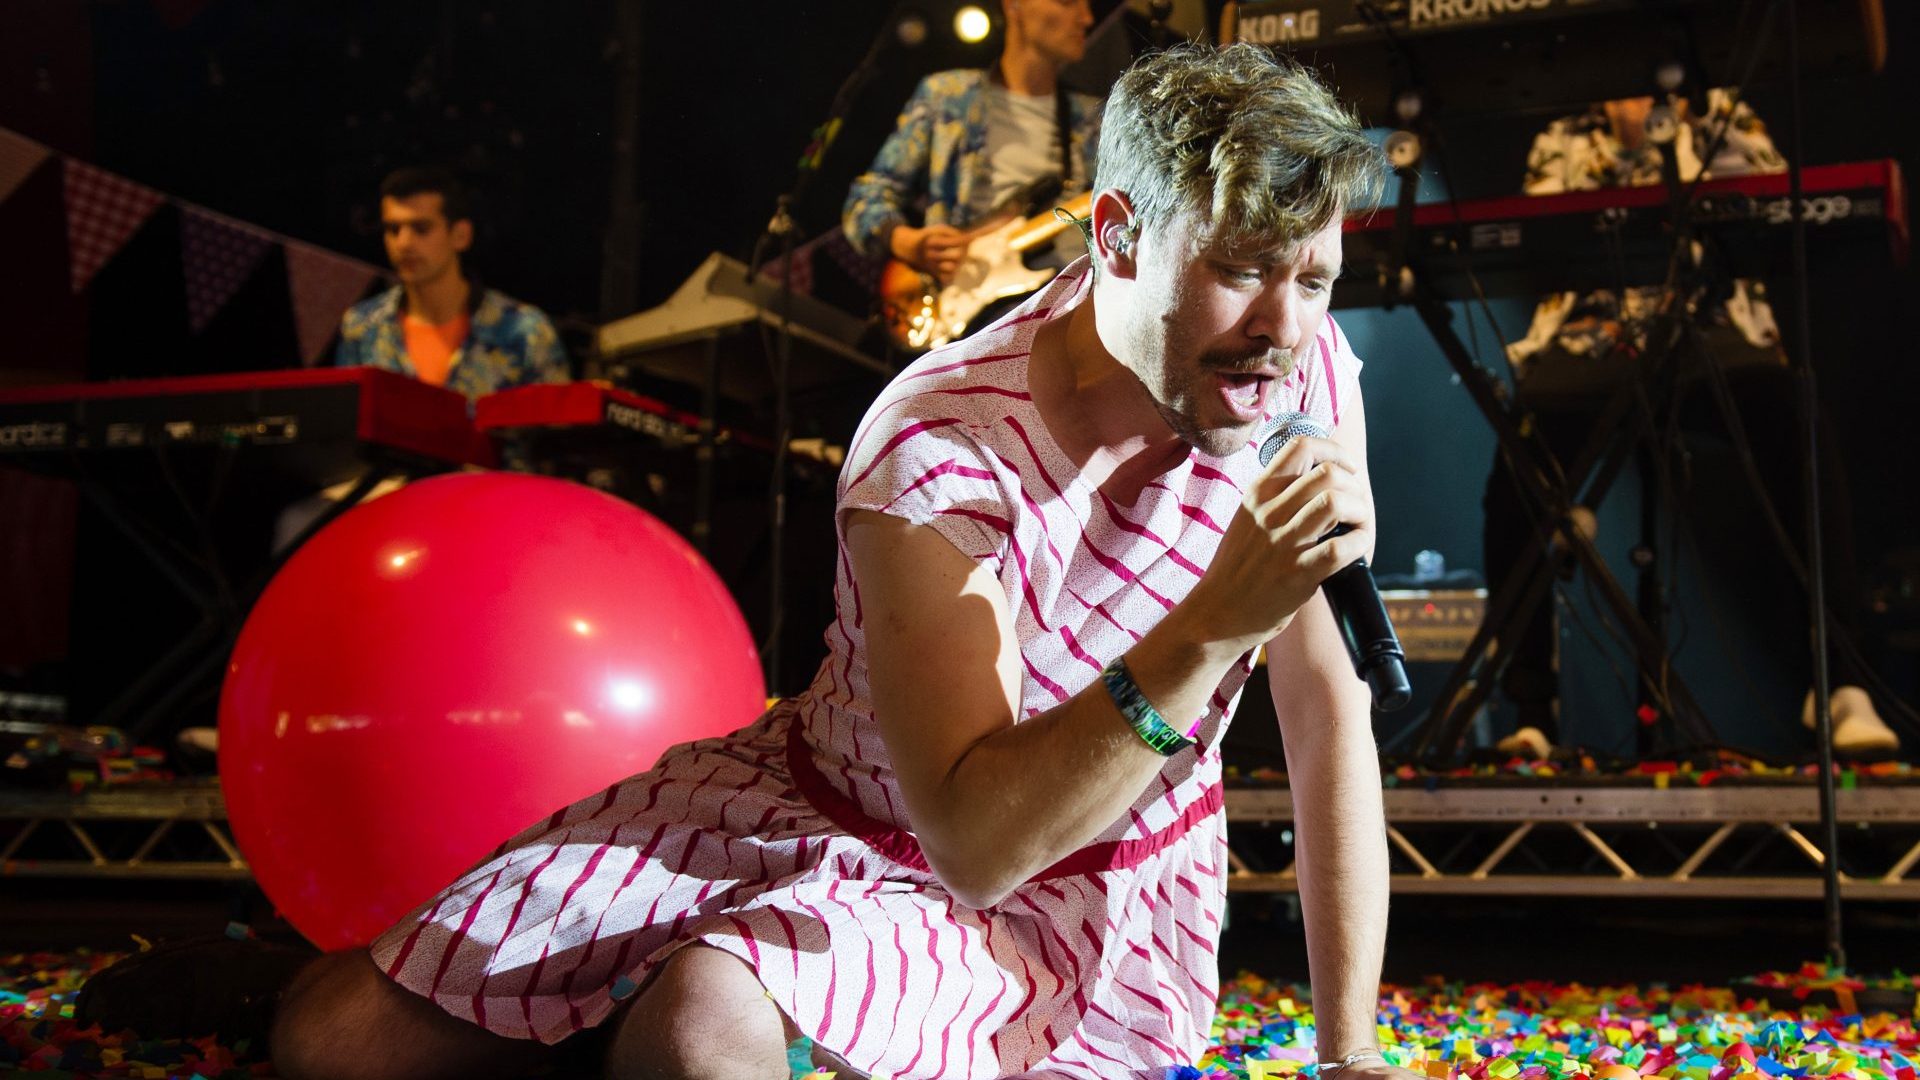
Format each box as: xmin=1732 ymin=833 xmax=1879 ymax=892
xmin=1216 ymin=372 xmax=1271 ymax=422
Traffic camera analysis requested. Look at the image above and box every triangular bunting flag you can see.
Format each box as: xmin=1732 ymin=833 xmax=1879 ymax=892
xmin=61 ymin=159 xmax=165 ymax=293
xmin=0 ymin=127 xmax=52 ymax=207
xmin=179 ymin=204 xmax=275 ymax=332
xmin=152 ymin=0 xmax=214 ymax=30
xmin=758 ymin=234 xmax=816 ymax=297
xmin=820 ymin=228 xmax=885 ymax=293
xmin=285 ymin=241 xmax=382 ymax=364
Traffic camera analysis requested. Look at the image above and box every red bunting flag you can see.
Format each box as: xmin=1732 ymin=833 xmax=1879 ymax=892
xmin=0 ymin=127 xmax=51 ymax=207
xmin=284 ymin=240 xmax=382 ymax=364
xmin=61 ymin=159 xmax=164 ymax=293
xmin=178 ymin=204 xmax=275 ymax=332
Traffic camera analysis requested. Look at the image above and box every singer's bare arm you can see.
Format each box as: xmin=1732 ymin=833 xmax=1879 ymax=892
xmin=1265 ymin=396 xmax=1406 ymax=1077
xmin=844 ymin=432 xmax=1373 ymax=910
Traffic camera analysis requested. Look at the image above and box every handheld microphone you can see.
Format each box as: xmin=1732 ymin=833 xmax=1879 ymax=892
xmin=1258 ymin=413 xmax=1412 ymax=712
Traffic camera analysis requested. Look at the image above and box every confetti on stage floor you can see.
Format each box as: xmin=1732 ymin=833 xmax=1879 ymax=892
xmin=0 ymin=950 xmax=268 ymax=1078
xmin=1228 ymin=753 xmax=1917 ymax=790
xmin=3 ymin=950 xmax=1916 ymax=1078
xmin=1191 ymin=972 xmax=1919 ymax=1080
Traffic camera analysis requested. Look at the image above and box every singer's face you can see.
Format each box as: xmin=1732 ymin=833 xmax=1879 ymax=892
xmin=1116 ymin=208 xmax=1342 ymax=458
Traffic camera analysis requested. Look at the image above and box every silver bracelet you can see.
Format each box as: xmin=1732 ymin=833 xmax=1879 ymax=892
xmin=1318 ymin=1049 xmax=1386 ymax=1076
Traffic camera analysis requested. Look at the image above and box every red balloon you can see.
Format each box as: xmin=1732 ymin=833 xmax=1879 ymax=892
xmin=219 ymin=473 xmax=764 ymax=950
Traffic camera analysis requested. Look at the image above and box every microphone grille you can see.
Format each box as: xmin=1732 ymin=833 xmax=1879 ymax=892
xmin=1257 ymin=411 xmax=1330 ymax=467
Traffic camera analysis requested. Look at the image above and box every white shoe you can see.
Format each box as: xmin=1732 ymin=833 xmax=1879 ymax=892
xmin=1802 ymin=685 xmax=1899 ymax=757
xmin=176 ymin=726 xmax=219 ymax=755
xmin=1496 ymin=725 xmax=1554 ymax=761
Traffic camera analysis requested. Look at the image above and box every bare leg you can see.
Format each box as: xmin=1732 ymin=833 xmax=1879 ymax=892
xmin=602 ymin=945 xmax=798 ymax=1080
xmin=271 ymin=949 xmax=555 ymax=1080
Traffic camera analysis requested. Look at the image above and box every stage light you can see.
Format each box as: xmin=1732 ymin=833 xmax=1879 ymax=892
xmin=954 ymin=5 xmax=992 ymax=43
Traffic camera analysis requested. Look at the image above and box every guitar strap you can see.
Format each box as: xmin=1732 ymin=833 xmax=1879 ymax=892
xmin=1054 ymin=84 xmax=1074 ymax=189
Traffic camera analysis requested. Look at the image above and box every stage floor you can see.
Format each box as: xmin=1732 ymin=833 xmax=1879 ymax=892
xmin=3 ymin=948 xmax=1915 ymax=1079
xmin=5 ymin=756 xmax=1918 ymax=1077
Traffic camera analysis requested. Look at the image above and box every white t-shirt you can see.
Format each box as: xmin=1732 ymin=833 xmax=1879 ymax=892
xmin=975 ymin=83 xmax=1062 ymax=218
xmin=975 ymin=84 xmax=1090 ymax=266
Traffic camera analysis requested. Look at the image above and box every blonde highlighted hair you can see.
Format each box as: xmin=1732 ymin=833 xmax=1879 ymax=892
xmin=1095 ymin=43 xmax=1384 ymax=251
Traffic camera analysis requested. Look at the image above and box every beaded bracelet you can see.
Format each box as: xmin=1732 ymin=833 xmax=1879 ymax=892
xmin=1101 ymin=657 xmax=1194 ymax=756
xmin=1317 ymin=1049 xmax=1386 ymax=1077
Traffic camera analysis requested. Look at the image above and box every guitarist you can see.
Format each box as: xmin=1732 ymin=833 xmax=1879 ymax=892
xmin=841 ymin=0 xmax=1104 ymax=291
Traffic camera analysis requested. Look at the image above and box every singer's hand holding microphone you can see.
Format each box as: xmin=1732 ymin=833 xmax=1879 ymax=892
xmin=1193 ymin=412 xmax=1411 ymax=711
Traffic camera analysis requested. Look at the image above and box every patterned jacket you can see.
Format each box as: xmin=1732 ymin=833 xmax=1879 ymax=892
xmin=335 ymin=284 xmax=569 ymax=404
xmin=841 ymin=69 xmax=1103 ymax=259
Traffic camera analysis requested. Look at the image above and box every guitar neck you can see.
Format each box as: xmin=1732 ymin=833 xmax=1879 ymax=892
xmin=1006 ymin=191 xmax=1094 ymax=255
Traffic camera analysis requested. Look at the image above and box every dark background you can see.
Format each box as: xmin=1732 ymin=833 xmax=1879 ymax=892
xmin=1 ymin=1 xmax=1916 ymax=742
xmin=0 ymin=0 xmax=1036 ymax=338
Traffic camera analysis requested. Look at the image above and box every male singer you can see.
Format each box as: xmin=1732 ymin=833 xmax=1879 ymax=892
xmin=272 ymin=44 xmax=1416 ymax=1080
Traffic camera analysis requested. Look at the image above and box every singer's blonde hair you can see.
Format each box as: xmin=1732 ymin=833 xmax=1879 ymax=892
xmin=1095 ymin=43 xmax=1384 ymax=251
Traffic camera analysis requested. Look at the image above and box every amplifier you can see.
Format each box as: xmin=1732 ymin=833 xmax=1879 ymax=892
xmin=1383 ymin=588 xmax=1487 ymax=663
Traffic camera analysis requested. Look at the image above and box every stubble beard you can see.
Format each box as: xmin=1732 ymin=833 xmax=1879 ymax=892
xmin=1147 ymin=344 xmax=1298 ymax=459
xmin=1152 ymin=392 xmax=1243 ymax=459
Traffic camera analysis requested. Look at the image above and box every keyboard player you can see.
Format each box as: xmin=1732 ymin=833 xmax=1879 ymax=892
xmin=282 ymin=167 xmax=572 ymax=548
xmin=337 ymin=166 xmax=569 ymax=404
xmin=1480 ymin=91 xmax=1900 ymax=761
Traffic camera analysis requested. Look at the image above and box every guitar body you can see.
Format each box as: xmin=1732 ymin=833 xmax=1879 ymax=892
xmin=878 ymin=191 xmax=1091 ymax=353
xmin=877 ymin=260 xmax=943 ymax=353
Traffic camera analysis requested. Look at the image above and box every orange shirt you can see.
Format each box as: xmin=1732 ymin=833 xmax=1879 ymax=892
xmin=401 ymin=312 xmax=472 ymax=387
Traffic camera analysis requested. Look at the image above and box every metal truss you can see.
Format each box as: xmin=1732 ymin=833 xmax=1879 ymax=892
xmin=1224 ymin=784 xmax=1920 ymax=899
xmin=7 ymin=779 xmax=1918 ymax=897
xmin=0 ymin=780 xmax=249 ymax=879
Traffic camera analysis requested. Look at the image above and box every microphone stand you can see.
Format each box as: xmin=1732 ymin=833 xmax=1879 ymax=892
xmin=1350 ymin=38 xmax=1720 ymax=760
xmin=746 ymin=8 xmax=911 ymax=694
xmin=1781 ymin=0 xmax=1846 ymax=972
xmin=1146 ymin=0 xmax=1176 ymax=48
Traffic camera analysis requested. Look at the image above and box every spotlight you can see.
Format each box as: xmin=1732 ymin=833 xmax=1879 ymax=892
xmin=954 ymin=5 xmax=992 ymax=43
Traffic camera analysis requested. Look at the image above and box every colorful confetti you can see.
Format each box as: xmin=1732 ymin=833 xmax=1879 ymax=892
xmin=1192 ymin=971 xmax=1919 ymax=1080
xmin=5 ymin=950 xmax=1915 ymax=1079
xmin=0 ymin=950 xmax=268 ymax=1078
xmin=1230 ymin=751 xmax=1917 ymax=789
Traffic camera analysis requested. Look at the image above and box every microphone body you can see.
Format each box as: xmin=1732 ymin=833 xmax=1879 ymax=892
xmin=1257 ymin=413 xmax=1412 ymax=712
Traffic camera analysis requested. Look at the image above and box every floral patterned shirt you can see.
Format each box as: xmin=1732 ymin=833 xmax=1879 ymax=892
xmin=1509 ymin=89 xmax=1787 ymax=371
xmin=335 ymin=285 xmax=569 ymax=404
xmin=841 ymin=69 xmax=1102 ymax=259
xmin=1521 ymin=88 xmax=1784 ymax=196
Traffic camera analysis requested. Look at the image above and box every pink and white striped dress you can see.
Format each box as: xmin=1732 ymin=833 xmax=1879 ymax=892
xmin=371 ymin=260 xmax=1363 ymax=1079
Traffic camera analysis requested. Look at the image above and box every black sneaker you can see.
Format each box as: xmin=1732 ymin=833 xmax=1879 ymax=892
xmin=72 ymin=932 xmax=318 ymax=1047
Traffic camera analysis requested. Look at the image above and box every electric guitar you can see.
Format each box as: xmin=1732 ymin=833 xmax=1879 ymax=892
xmin=879 ymin=190 xmax=1093 ymax=352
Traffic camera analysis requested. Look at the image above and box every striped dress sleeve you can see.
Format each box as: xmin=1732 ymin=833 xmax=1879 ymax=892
xmin=837 ymin=410 xmax=1011 ymax=570
xmin=1295 ymin=314 xmax=1365 ymax=432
